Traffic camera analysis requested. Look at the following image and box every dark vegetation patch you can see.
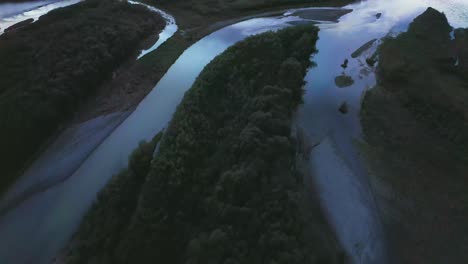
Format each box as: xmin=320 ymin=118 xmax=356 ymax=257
xmin=63 ymin=132 xmax=163 ymax=264
xmin=334 ymin=74 xmax=354 ymax=87
xmin=0 ymin=0 xmax=164 ymax=194
xmin=65 ymin=25 xmax=344 ymax=264
xmin=4 ymin=18 xmax=33 ymax=32
xmin=360 ymin=8 xmax=468 ymax=263
xmin=338 ymin=102 xmax=348 ymax=114
xmin=376 ymin=7 xmax=468 ymax=149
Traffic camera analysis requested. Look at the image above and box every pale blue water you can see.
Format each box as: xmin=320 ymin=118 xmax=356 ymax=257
xmin=0 ymin=0 xmax=58 ymax=18
xmin=297 ymin=0 xmax=468 ymax=263
xmin=128 ymin=0 xmax=178 ymax=60
xmin=0 ymin=0 xmax=80 ymax=34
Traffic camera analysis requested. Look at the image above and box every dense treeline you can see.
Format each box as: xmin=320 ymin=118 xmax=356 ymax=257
xmin=361 ymin=8 xmax=468 ymax=263
xmin=66 ymin=25 xmax=344 ymax=263
xmin=64 ymin=132 xmax=163 ymax=264
xmin=376 ymin=7 xmax=468 ymax=149
xmin=0 ymin=0 xmax=164 ymax=193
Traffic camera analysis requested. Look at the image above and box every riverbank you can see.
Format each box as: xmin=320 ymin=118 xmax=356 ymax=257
xmin=55 ymin=132 xmax=163 ymax=264
xmin=5 ymin=1 xmax=356 ymax=197
xmin=38 ymin=0 xmax=356 ymax=163
xmin=0 ymin=0 xmax=165 ymax=194
xmin=60 ymin=25 xmax=347 ymax=264
xmin=0 ymin=0 xmax=81 ymax=34
xmin=0 ymin=111 xmax=131 ymax=217
xmin=145 ymin=0 xmax=355 ymax=33
xmin=360 ymin=8 xmax=468 ymax=263
xmin=73 ymin=0 xmax=355 ymax=123
xmin=65 ymin=0 xmax=356 ymax=167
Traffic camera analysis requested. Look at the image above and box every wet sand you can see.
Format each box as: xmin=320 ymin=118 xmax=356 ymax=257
xmin=0 ymin=111 xmax=130 ymax=217
xmin=291 ymin=8 xmax=353 ymax=22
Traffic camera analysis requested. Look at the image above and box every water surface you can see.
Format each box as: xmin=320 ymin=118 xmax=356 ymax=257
xmin=297 ymin=0 xmax=468 ymax=263
xmin=128 ymin=0 xmax=178 ymax=59
xmin=0 ymin=0 xmax=80 ymax=34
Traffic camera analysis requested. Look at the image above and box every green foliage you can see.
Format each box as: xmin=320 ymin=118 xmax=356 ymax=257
xmin=454 ymin=28 xmax=468 ymax=77
xmin=334 ymin=75 xmax=354 ymax=88
xmin=66 ymin=25 xmax=335 ymax=264
xmin=0 ymin=0 xmax=165 ymax=193
xmin=361 ymin=9 xmax=468 ymax=263
xmin=65 ymin=132 xmax=163 ymax=264
xmin=377 ymin=7 xmax=468 ymax=149
xmin=378 ymin=7 xmax=453 ymax=82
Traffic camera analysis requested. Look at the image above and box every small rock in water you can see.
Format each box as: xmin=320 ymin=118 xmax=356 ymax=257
xmin=366 ymin=57 xmax=376 ymax=67
xmin=339 ymin=102 xmax=349 ymax=114
xmin=341 ymin=59 xmax=349 ymax=69
xmin=366 ymin=57 xmax=376 ymax=66
xmin=376 ymin=13 xmax=382 ymax=19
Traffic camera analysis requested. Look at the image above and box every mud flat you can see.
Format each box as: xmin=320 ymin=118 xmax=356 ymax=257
xmin=290 ymin=8 xmax=352 ymax=22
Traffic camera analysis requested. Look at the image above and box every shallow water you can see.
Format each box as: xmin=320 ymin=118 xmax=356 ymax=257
xmin=0 ymin=0 xmax=58 ymax=19
xmin=296 ymin=0 xmax=468 ymax=263
xmin=0 ymin=112 xmax=130 ymax=216
xmin=128 ymin=0 xmax=178 ymax=59
xmin=0 ymin=0 xmax=80 ymax=34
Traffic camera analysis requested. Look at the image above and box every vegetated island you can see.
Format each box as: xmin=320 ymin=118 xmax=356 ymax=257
xmin=0 ymin=0 xmax=165 ymax=194
xmin=61 ymin=25 xmax=345 ymax=264
xmin=334 ymin=74 xmax=354 ymax=88
xmin=84 ymin=0 xmax=355 ymax=125
xmin=360 ymin=8 xmax=468 ymax=264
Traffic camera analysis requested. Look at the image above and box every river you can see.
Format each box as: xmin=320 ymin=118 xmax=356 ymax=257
xmin=297 ymin=0 xmax=468 ymax=263
xmin=0 ymin=1 xmax=178 ymax=220
xmin=0 ymin=0 xmax=467 ymax=263
xmin=0 ymin=0 xmax=80 ymax=34
xmin=0 ymin=8 xmax=323 ymax=263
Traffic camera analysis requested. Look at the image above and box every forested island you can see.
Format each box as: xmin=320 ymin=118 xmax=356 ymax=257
xmin=0 ymin=0 xmax=164 ymax=194
xmin=61 ymin=25 xmax=345 ymax=264
xmin=360 ymin=8 xmax=468 ymax=263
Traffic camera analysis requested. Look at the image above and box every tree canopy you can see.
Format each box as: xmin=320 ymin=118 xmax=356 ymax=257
xmin=0 ymin=0 xmax=164 ymax=194
xmin=65 ymin=25 xmax=343 ymax=264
